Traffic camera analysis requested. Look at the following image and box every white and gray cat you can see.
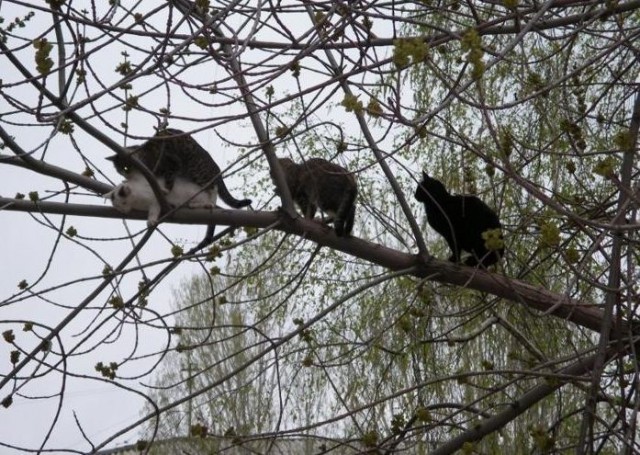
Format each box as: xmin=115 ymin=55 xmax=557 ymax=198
xmin=106 ymin=129 xmax=252 ymax=251
xmin=105 ymin=171 xmax=215 ymax=226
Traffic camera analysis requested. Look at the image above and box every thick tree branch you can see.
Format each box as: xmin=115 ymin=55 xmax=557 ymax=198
xmin=431 ymin=340 xmax=638 ymax=455
xmin=1 ymin=196 xmax=635 ymax=336
xmin=578 ymin=84 xmax=640 ymax=453
xmin=0 ymin=153 xmax=112 ymax=195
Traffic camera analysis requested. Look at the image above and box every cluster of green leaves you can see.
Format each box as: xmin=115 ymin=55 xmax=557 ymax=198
xmin=392 ymin=37 xmax=428 ymax=69
xmin=460 ymin=29 xmax=484 ymax=79
xmin=341 ymin=93 xmax=363 ymax=113
xmin=482 ymin=228 xmax=504 ymax=251
xmin=109 ymin=295 xmax=124 ymax=309
xmin=1 ymin=10 xmax=35 ymax=41
xmin=95 ymin=361 xmax=119 ymax=380
xmin=33 ymin=38 xmax=53 ymax=75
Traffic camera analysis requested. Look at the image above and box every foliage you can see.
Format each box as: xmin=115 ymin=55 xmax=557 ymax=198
xmin=0 ymin=1 xmax=639 ymax=454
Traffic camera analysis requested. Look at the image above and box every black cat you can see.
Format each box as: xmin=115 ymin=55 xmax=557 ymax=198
xmin=415 ymin=172 xmax=504 ymax=267
xmin=275 ymin=157 xmax=357 ymax=237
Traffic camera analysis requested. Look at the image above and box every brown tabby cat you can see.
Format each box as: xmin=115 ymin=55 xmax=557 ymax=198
xmin=274 ymin=157 xmax=357 ymax=237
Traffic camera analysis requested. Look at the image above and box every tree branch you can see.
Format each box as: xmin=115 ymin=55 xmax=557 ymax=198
xmin=1 ymin=196 xmax=635 ymax=336
xmin=431 ymin=340 xmax=638 ymax=455
xmin=0 ymin=152 xmax=111 ymax=195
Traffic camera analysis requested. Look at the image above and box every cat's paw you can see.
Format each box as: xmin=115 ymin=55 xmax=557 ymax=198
xmin=334 ymin=220 xmax=348 ymax=237
xmin=463 ymin=257 xmax=479 ymax=267
xmin=147 ymin=204 xmax=161 ymax=227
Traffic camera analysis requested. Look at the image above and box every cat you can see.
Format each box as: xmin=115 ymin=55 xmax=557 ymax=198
xmin=105 ymin=171 xmax=214 ymax=226
xmin=274 ymin=157 xmax=357 ymax=237
xmin=107 ymin=128 xmax=251 ymax=249
xmin=107 ymin=128 xmax=252 ymax=209
xmin=414 ymin=171 xmax=504 ymax=267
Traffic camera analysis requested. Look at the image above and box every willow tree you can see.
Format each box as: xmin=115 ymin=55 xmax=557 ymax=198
xmin=0 ymin=1 xmax=638 ymax=454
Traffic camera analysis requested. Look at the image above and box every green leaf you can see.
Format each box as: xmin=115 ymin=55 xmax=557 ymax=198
xmin=33 ymin=38 xmax=53 ymax=75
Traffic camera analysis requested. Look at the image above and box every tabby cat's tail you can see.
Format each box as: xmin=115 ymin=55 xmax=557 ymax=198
xmin=334 ymin=188 xmax=357 ymax=237
xmin=216 ymin=178 xmax=252 ymax=208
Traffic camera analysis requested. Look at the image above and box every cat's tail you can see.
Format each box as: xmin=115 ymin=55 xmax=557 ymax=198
xmin=334 ymin=187 xmax=357 ymax=237
xmin=216 ymin=177 xmax=252 ymax=209
xmin=193 ymin=224 xmax=216 ymax=253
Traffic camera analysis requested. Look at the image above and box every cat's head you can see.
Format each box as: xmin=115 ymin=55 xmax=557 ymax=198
xmin=105 ymin=182 xmax=135 ymax=213
xmin=415 ymin=171 xmax=449 ymax=202
xmin=272 ymin=158 xmax=298 ymax=194
xmin=106 ymin=146 xmax=140 ymax=177
xmin=154 ymin=128 xmax=184 ymax=139
xmin=276 ymin=158 xmax=295 ymax=171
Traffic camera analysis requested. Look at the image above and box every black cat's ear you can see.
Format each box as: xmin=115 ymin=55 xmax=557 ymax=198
xmin=422 ymin=170 xmax=428 ymax=179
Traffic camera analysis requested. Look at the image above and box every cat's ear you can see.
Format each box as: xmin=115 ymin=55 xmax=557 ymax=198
xmin=106 ymin=147 xmax=136 ymax=161
xmin=422 ymin=170 xmax=429 ymax=179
